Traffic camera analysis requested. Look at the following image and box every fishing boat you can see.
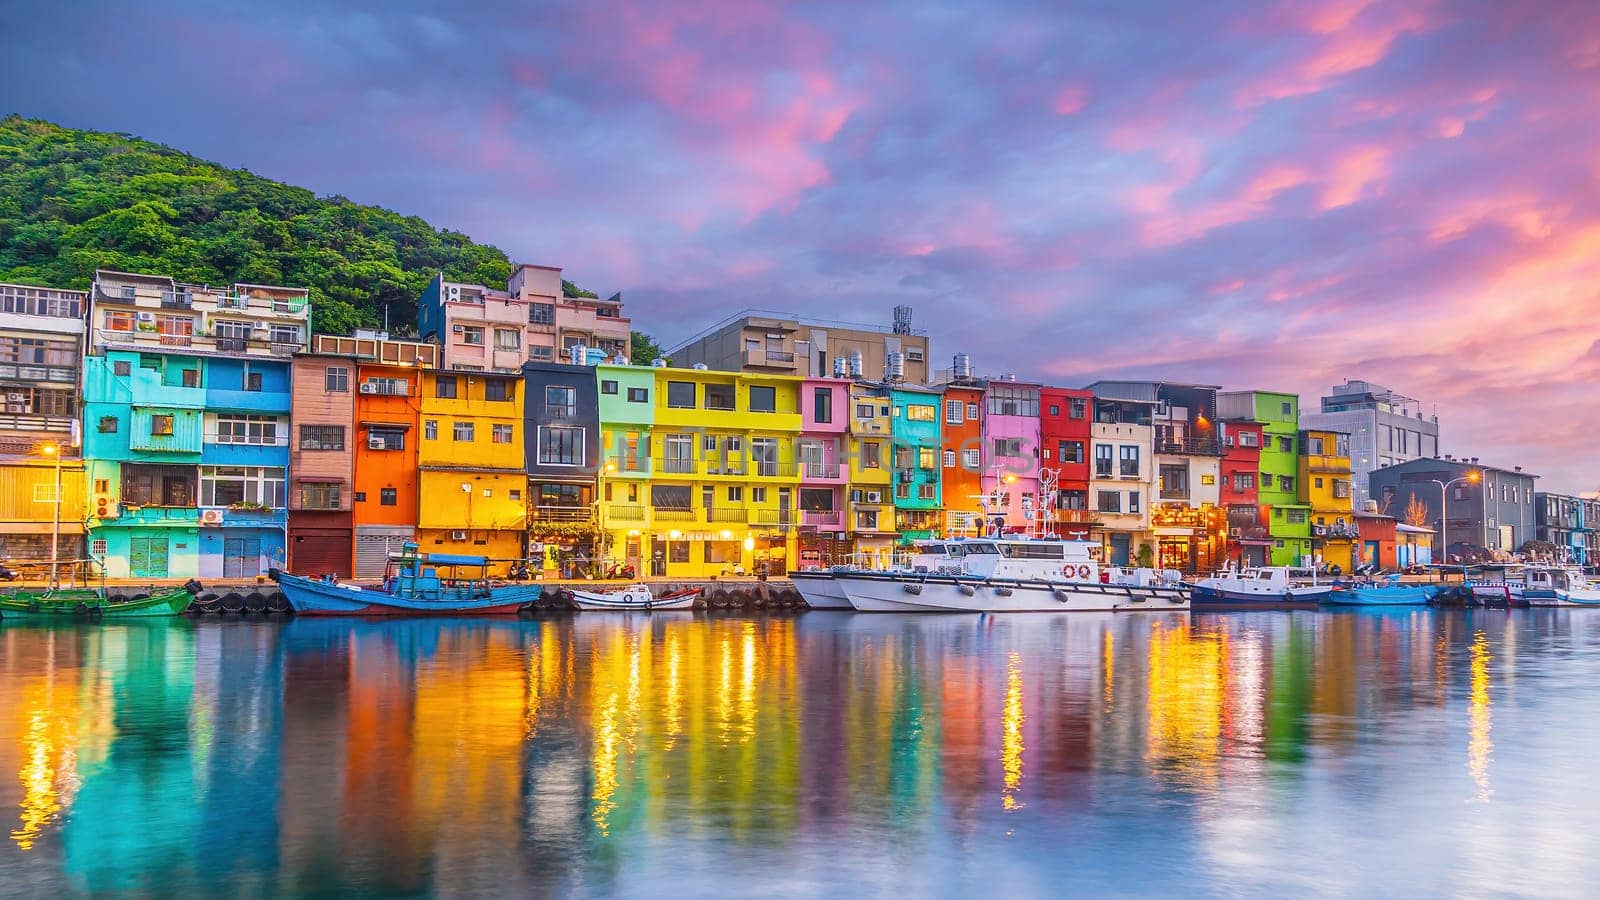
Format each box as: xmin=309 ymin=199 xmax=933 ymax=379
xmin=1425 ymin=565 xmax=1525 ymax=608
xmin=569 ymin=583 xmax=699 ymax=611
xmin=1512 ymin=566 xmax=1600 ymax=606
xmin=789 ymin=570 xmax=854 ymax=609
xmin=0 ymin=580 xmax=201 ymax=618
xmin=1189 ymin=566 xmax=1338 ymax=609
xmin=791 ymin=546 xmax=951 ymax=610
xmin=831 ymin=537 xmax=1190 ymax=612
xmin=1324 ymin=574 xmax=1438 ymax=606
xmin=271 ymin=545 xmax=539 ymax=616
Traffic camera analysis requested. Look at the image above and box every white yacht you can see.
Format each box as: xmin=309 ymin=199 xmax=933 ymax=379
xmin=790 ymin=544 xmax=956 ymax=609
xmin=1189 ymin=566 xmax=1338 ymax=608
xmin=1511 ymin=565 xmax=1600 ymax=606
xmin=828 ymin=538 xmax=1190 ymax=613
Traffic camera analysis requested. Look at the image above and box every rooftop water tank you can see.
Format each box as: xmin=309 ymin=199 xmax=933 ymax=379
xmin=953 ymin=352 xmax=972 ymax=380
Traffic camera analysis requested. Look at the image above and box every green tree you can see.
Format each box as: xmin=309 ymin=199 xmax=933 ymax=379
xmin=631 ymin=331 xmax=663 ymax=365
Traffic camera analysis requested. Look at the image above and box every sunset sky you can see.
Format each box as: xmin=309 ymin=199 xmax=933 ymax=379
xmin=4 ymin=0 xmax=1598 ymax=490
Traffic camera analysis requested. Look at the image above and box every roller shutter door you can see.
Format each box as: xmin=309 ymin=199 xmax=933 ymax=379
xmin=290 ymin=529 xmax=352 ymax=578
xmin=355 ymin=531 xmax=411 ymax=579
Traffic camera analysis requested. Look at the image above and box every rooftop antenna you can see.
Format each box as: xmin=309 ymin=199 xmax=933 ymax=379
xmin=892 ymin=305 xmax=913 ymax=335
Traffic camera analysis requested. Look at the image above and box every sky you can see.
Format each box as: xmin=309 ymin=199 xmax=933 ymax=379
xmin=3 ymin=0 xmax=1598 ymax=491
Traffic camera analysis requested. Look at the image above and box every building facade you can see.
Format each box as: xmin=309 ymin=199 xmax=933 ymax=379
xmin=1534 ymin=492 xmax=1599 ymax=565
xmin=1220 ymin=421 xmax=1268 ymax=567
xmin=1298 ymin=428 xmax=1356 ymax=571
xmin=981 ymin=379 xmax=1041 ymax=534
xmin=846 ymin=382 xmax=896 ymax=564
xmin=84 ymin=270 xmax=308 ymax=579
xmin=1088 ymin=393 xmax=1154 ymax=566
xmin=287 ymin=339 xmax=356 ymax=577
xmin=0 ymin=282 xmax=87 ymax=565
xmin=417 ymin=264 xmax=630 ymax=372
xmin=348 ymin=338 xmax=433 ymax=577
xmin=528 ymin=362 xmax=602 ymax=576
xmin=1220 ymin=390 xmax=1307 ymax=565
xmin=596 ymin=362 xmax=656 ymax=575
xmin=1300 ymin=380 xmax=1439 ymax=508
xmin=416 ymin=369 xmax=527 ymax=573
xmin=1039 ymin=386 xmax=1094 ymax=540
xmin=1368 ymin=456 xmax=1539 ymax=558
xmin=667 ymin=309 xmax=931 ymax=383
xmin=890 ymin=385 xmax=943 ymax=539
xmin=939 ymin=382 xmax=985 ymax=536
xmin=796 ymin=376 xmax=851 ymax=567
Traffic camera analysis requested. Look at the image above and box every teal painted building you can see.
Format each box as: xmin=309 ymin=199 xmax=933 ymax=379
xmin=890 ymin=385 xmax=943 ymax=539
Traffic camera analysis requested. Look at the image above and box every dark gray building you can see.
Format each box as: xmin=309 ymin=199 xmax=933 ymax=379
xmin=522 ymin=361 xmax=600 ymax=522
xmin=1535 ymin=492 xmax=1599 ymax=566
xmin=1367 ymin=456 xmax=1537 ymax=558
xmin=1300 ymin=380 xmax=1439 ymax=509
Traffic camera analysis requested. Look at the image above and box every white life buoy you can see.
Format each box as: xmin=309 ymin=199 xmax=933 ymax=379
xmin=1078 ymin=564 xmax=1091 ymax=579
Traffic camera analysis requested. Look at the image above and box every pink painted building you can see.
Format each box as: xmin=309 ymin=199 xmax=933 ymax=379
xmin=417 ymin=264 xmax=630 ymax=372
xmin=797 ymin=376 xmax=852 ymax=566
xmin=980 ymin=378 xmax=1042 ymax=533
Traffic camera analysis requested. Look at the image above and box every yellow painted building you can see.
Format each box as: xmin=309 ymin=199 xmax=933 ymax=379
xmin=417 ymin=370 xmax=527 ymax=573
xmin=1298 ymin=428 xmax=1357 ymax=571
xmin=0 ymin=456 xmax=86 ymax=567
xmin=604 ymin=365 xmax=801 ymax=579
xmin=846 ymin=383 xmax=897 ymax=565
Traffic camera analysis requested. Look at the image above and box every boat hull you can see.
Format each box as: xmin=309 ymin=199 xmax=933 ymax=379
xmin=277 ymin=572 xmax=538 ymax=616
xmin=0 ymin=586 xmax=195 ymax=618
xmin=788 ymin=572 xmax=853 ymax=609
xmin=835 ymin=573 xmax=1189 ymax=612
xmin=1189 ymin=585 xmax=1331 ymax=610
xmin=1325 ymin=585 xmax=1438 ymax=606
xmin=571 ymin=587 xmax=697 ymax=611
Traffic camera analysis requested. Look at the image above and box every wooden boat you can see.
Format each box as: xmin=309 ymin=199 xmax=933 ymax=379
xmin=570 ymin=583 xmax=699 ymax=611
xmin=271 ymin=545 xmax=539 ymax=616
xmin=0 ymin=580 xmax=201 ymax=618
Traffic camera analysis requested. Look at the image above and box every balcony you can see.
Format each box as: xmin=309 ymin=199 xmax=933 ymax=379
xmin=159 ymin=292 xmax=193 ymax=310
xmin=206 ymin=506 xmax=288 ymax=527
xmin=109 ymin=504 xmax=200 ymax=526
xmin=270 ymin=341 xmax=302 ymax=357
xmin=1155 ymin=429 xmax=1221 ymax=456
xmin=526 ymin=505 xmax=594 ymax=524
xmin=741 ymin=348 xmax=798 ymax=371
xmin=652 ymin=507 xmax=695 ymax=522
xmin=800 ymin=462 xmax=842 ymax=480
xmin=1159 ymin=487 xmax=1191 ymax=501
xmin=750 ymin=509 xmax=794 ymax=526
xmin=706 ymin=507 xmax=749 ymax=523
xmin=1313 ymin=523 xmax=1359 ymax=540
xmin=1229 ymin=525 xmax=1272 ymax=542
xmin=1303 ymin=454 xmax=1350 ymax=474
xmin=802 ymin=509 xmax=842 ymax=527
xmin=1053 ymin=509 xmax=1098 ymax=524
xmin=607 ymin=504 xmax=647 ymax=522
xmin=604 ymin=455 xmax=651 ymax=476
xmin=216 ymin=337 xmax=248 ymax=353
xmin=159 ymin=334 xmax=193 ymax=348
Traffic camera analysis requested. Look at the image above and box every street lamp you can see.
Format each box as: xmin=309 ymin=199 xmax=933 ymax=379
xmin=39 ymin=442 xmax=62 ymax=587
xmin=1429 ymin=470 xmax=1480 ymax=564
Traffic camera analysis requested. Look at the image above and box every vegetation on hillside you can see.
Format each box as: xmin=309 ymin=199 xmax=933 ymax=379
xmin=0 ymin=115 xmax=514 ymax=335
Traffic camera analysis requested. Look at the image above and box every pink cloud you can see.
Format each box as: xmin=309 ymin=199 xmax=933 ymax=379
xmin=1318 ymin=145 xmax=1390 ymax=209
xmin=1235 ymin=0 xmax=1436 ymax=106
xmin=1053 ymin=84 xmax=1089 ymax=115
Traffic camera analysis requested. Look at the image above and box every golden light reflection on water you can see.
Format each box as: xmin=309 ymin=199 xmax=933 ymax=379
xmin=1001 ymin=651 xmax=1024 ymax=811
xmin=1146 ymin=622 xmax=1223 ymax=784
xmin=1468 ymin=630 xmax=1493 ymax=802
xmin=1102 ymin=630 xmax=1115 ymax=714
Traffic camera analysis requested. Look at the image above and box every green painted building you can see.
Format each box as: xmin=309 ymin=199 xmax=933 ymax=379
xmin=1218 ymin=390 xmax=1310 ymax=565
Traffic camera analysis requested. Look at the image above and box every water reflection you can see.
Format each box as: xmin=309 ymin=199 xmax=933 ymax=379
xmin=2 ymin=609 xmax=1599 ymax=895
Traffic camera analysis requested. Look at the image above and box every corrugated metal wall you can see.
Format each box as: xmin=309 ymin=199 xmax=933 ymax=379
xmin=129 ymin=407 xmax=203 ymax=453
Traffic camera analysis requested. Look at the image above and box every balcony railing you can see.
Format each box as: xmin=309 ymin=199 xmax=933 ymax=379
xmin=1159 ymin=488 xmax=1191 ymax=501
xmin=113 ymin=504 xmax=199 ymax=524
xmin=1303 ymin=455 xmax=1350 ymax=474
xmin=215 ymin=337 xmax=248 ymax=352
xmin=1155 ymin=428 xmax=1222 ymax=456
xmin=528 ymin=505 xmax=593 ymax=522
xmin=801 ymin=463 xmax=842 ymax=479
xmin=802 ymin=509 xmax=842 ymax=526
xmin=159 ymin=334 xmax=193 ymax=347
xmin=1229 ymin=525 xmax=1272 ymax=541
xmin=1053 ymin=509 xmax=1097 ymax=523
xmin=706 ymin=507 xmax=749 ymax=523
xmin=750 ymin=509 xmax=794 ymax=526
xmin=765 ymin=350 xmax=795 ymax=363
xmin=607 ymin=504 xmax=647 ymax=521
xmin=661 ymin=460 xmax=696 ymax=474
xmin=159 ymin=293 xmax=193 ymax=310
xmin=652 ymin=507 xmax=695 ymax=521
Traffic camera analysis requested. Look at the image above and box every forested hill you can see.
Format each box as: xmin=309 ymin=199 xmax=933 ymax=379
xmin=0 ymin=115 xmax=517 ymax=335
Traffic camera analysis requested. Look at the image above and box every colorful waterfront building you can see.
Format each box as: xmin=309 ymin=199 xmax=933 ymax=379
xmin=527 ymin=361 xmax=602 ymax=576
xmin=287 ymin=337 xmax=356 ymax=576
xmin=1219 ymin=390 xmax=1307 ymax=565
xmin=1039 ymin=386 xmax=1094 ymax=540
xmin=1086 ymin=391 xmax=1154 ymax=566
xmin=980 ymin=378 xmax=1041 ymax=534
xmin=846 ymin=381 xmax=896 ymax=565
xmin=1535 ymin=492 xmax=1600 ymax=566
xmin=0 ymin=282 xmax=87 ymax=565
xmin=796 ymin=375 xmax=851 ymax=567
xmin=594 ymin=361 xmax=655 ymax=573
xmin=347 ymin=336 xmax=434 ymax=577
xmin=417 ymin=369 xmax=526 ymax=573
xmin=1220 ymin=420 xmax=1269 ymax=567
xmin=645 ymin=365 xmax=803 ymax=577
xmin=938 ymin=381 xmax=985 ymax=535
xmin=84 ymin=270 xmax=308 ymax=578
xmin=890 ymin=384 xmax=942 ymax=539
xmin=417 ymin=264 xmax=630 ymax=371
xmin=1298 ymin=428 xmax=1356 ymax=571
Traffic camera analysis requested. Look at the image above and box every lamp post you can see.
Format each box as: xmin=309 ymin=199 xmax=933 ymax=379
xmin=1429 ymin=471 xmax=1480 ymax=565
xmin=40 ymin=442 xmax=62 ymax=587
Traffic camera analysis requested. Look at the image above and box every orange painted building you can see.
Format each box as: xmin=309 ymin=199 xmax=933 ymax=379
xmin=349 ymin=338 xmax=436 ymax=578
xmin=940 ymin=382 xmax=985 ymax=535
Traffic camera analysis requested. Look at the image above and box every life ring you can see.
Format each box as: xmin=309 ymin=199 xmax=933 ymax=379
xmin=1062 ymin=564 xmax=1074 ymax=579
xmin=1078 ymin=565 xmax=1092 ymax=579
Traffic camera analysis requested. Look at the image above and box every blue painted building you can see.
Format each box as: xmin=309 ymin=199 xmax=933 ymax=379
xmin=85 ymin=270 xmax=308 ymax=578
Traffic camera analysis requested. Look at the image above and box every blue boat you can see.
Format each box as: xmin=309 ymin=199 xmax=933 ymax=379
xmin=270 ymin=544 xmax=540 ymax=616
xmin=1325 ymin=579 xmax=1439 ymax=606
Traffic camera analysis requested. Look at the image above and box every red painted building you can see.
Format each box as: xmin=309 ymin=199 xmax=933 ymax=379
xmin=1040 ymin=386 xmax=1095 ymax=539
xmin=1221 ymin=420 xmax=1269 ymax=566
xmin=1355 ymin=512 xmax=1398 ymax=570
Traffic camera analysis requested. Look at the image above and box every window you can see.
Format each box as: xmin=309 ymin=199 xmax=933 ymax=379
xmin=546 ymin=385 xmax=577 ymax=418
xmin=368 ymin=426 xmax=406 ymax=450
xmin=601 ymin=380 xmax=619 ymax=395
xmin=896 ymin=482 xmax=911 ymax=500
xmin=1128 ymin=491 xmax=1141 ymax=514
xmin=1097 ymin=490 xmax=1122 ymax=513
xmin=962 ymin=448 xmax=980 ymax=470
xmin=1160 ymin=465 xmax=1189 ymax=499
xmin=1334 ymin=480 xmax=1351 ymax=499
xmin=300 ymin=483 xmax=341 ymax=510
xmin=1049 ymin=405 xmax=1060 ymax=417
xmin=1058 ymin=441 xmax=1085 ymax=464
xmin=528 ymin=345 xmax=555 ymax=362
xmin=987 ymin=384 xmax=1040 ymax=417
xmin=800 ymin=488 xmax=832 ymax=511
xmin=453 ymin=422 xmax=475 ymax=442
xmin=1280 ymin=401 xmax=1292 ymax=416
xmin=424 ymin=420 xmax=438 ymax=440
xmin=1277 ymin=436 xmax=1292 ymax=453
xmin=1119 ymin=445 xmax=1140 ymax=477
xmin=906 ymin=404 xmax=936 ymax=422
xmin=156 ymin=314 xmax=193 ymax=345
xmin=1314 ymin=477 xmax=1324 ymax=488
xmin=944 ymin=449 xmax=956 ymax=467
xmin=461 ymin=326 xmax=485 ymax=346
xmin=663 ymin=435 xmax=694 ymax=473
xmin=813 ymin=388 xmax=834 ymax=423
xmin=113 ymin=360 xmax=131 ymax=376
xmin=1281 ymin=475 xmax=1295 ymax=493
xmin=1069 ymin=398 xmax=1087 ymax=419
xmin=667 ymin=381 xmax=696 ymax=408
xmin=705 ymin=383 xmax=735 ymax=410
xmin=495 ymin=328 xmax=521 ymax=350
xmin=269 ymin=324 xmax=301 ymax=345
xmin=727 ymin=486 xmax=744 ymax=502
xmin=751 ymin=438 xmax=778 ymax=476
xmin=104 ymin=310 xmax=135 ymax=332
xmin=529 ymin=303 xmax=555 ymax=325
xmin=1453 ymin=486 xmax=1467 ymax=501
xmin=945 ymin=399 xmax=964 ymax=424
xmin=321 ymin=366 xmax=349 ymax=393
xmin=300 ymin=425 xmax=344 ymax=450
xmin=862 ymin=441 xmax=881 ymax=468
xmin=98 ymin=416 xmax=118 ymax=433
xmin=380 ymin=487 xmax=397 ymax=506
xmin=752 ymin=487 xmax=768 ymax=504
xmin=1235 ymin=473 xmax=1256 ymax=490
xmin=509 ymin=489 xmax=522 ymax=502
xmin=966 ymin=402 xmax=979 ymax=420
xmin=214 ymin=320 xmax=252 ymax=342
xmin=918 ymin=483 xmax=936 ymax=501
xmin=918 ymin=447 xmax=936 ymax=469
xmin=150 ymin=415 xmax=174 ymax=436
xmin=627 ymin=387 xmax=648 ymax=403
xmin=1095 ymin=444 xmax=1113 ymax=477
xmin=485 ymin=378 xmax=513 ymax=402
xmin=855 ymin=510 xmax=878 ymax=530
xmin=992 ymin=437 xmax=1022 ymax=457
xmin=744 ymin=385 xmax=776 ymax=413
xmin=435 ymin=376 xmax=458 ymax=399
xmin=855 ymin=403 xmax=876 ymax=419
xmin=537 ymin=425 xmax=584 ymax=465
xmin=1286 ymin=509 xmax=1308 ymax=524
xmin=200 ymin=466 xmax=286 ymax=508
xmin=1307 ymin=436 xmax=1325 ymax=456
xmin=907 ymin=348 xmax=924 ymax=362
xmin=1237 ymin=430 xmax=1258 ymax=448
xmin=492 ymin=424 xmax=514 ymax=443
xmin=215 ymin=415 xmax=280 ymax=446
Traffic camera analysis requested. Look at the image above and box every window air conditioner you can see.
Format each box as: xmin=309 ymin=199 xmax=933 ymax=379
xmin=452 ymin=324 xmax=465 ymax=333
xmin=359 ymin=383 xmax=377 ymax=394
xmin=136 ymin=312 xmax=155 ymax=322
xmin=368 ymin=436 xmax=386 ymax=450
xmin=200 ymin=509 xmax=224 ymax=525
xmin=451 ymin=530 xmax=468 ymax=541
xmin=865 ymin=491 xmax=881 ymax=503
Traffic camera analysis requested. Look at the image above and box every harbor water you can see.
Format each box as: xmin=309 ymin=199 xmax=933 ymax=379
xmin=3 ymin=610 xmax=1600 ymax=897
